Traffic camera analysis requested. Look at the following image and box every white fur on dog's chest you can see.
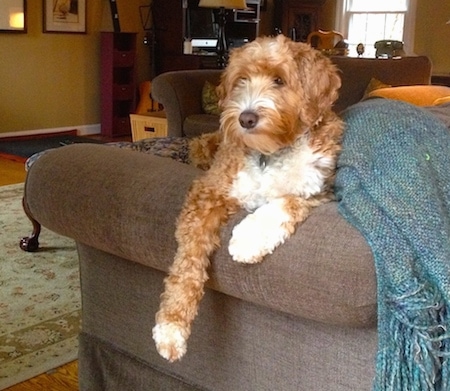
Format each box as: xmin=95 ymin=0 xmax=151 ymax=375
xmin=229 ymin=138 xmax=332 ymax=211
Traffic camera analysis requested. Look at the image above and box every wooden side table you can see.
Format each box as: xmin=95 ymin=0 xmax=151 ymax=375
xmin=129 ymin=111 xmax=168 ymax=142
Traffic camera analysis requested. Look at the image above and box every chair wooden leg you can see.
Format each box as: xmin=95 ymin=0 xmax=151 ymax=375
xmin=20 ymin=196 xmax=41 ymax=252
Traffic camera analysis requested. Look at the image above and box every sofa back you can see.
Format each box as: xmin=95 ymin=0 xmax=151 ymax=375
xmin=331 ymin=56 xmax=432 ymax=113
xmin=151 ymin=56 xmax=432 ymax=137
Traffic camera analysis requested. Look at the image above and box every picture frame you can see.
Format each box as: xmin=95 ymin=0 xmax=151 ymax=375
xmin=0 ymin=0 xmax=27 ymax=33
xmin=43 ymin=0 xmax=86 ymax=34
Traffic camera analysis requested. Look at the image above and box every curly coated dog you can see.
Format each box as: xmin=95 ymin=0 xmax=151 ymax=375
xmin=153 ymin=34 xmax=344 ymax=362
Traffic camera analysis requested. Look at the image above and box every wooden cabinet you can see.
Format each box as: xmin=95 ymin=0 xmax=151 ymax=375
xmin=101 ymin=32 xmax=137 ymax=137
xmin=152 ymin=0 xmax=198 ymax=74
xmin=152 ymin=0 xmax=261 ymax=74
xmin=227 ymin=0 xmax=261 ymax=47
xmin=274 ymin=0 xmax=326 ymax=42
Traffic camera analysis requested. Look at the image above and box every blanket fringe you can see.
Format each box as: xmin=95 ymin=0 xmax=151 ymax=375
xmin=374 ymin=282 xmax=450 ymax=391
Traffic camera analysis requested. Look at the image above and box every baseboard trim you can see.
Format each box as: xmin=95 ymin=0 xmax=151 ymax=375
xmin=0 ymin=124 xmax=101 ymax=139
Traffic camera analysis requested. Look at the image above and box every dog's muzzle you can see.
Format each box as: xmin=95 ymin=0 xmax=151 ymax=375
xmin=239 ymin=111 xmax=259 ymax=130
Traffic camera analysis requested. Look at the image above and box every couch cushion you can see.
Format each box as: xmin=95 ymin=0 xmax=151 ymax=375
xmin=183 ymin=114 xmax=220 ymax=137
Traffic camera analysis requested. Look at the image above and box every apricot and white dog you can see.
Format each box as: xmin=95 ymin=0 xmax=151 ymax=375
xmin=152 ymin=34 xmax=344 ymax=362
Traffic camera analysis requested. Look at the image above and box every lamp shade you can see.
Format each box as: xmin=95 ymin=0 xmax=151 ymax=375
xmin=198 ymin=0 xmax=247 ymax=9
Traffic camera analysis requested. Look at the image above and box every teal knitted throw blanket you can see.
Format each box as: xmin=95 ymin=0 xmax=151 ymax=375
xmin=336 ymin=99 xmax=450 ymax=390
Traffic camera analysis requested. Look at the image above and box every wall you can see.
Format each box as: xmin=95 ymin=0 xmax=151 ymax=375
xmin=0 ymin=0 xmax=151 ymax=136
xmin=414 ymin=0 xmax=450 ymax=74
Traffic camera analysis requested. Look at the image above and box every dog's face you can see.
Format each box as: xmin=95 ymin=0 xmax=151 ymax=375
xmin=217 ymin=35 xmax=341 ymax=155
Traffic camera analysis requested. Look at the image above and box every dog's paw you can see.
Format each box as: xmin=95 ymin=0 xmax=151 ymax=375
xmin=228 ymin=200 xmax=291 ymax=264
xmin=152 ymin=322 xmax=188 ymax=362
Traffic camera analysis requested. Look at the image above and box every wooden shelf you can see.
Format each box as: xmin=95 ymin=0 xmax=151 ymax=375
xmin=101 ymin=32 xmax=137 ymax=137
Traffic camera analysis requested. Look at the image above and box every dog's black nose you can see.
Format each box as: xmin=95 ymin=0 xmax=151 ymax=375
xmin=239 ymin=111 xmax=259 ymax=129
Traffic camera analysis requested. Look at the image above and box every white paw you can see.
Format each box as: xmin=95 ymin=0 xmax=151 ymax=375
xmin=228 ymin=200 xmax=291 ymax=264
xmin=152 ymin=322 xmax=187 ymax=362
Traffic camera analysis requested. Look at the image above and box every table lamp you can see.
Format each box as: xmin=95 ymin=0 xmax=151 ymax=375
xmin=198 ymin=0 xmax=247 ymax=68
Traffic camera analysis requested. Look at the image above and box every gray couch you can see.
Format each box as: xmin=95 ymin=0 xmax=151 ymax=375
xmin=23 ymin=55 xmax=433 ymax=391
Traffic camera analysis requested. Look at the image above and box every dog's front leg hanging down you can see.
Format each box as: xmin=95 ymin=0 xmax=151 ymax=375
xmin=152 ymin=185 xmax=234 ymax=362
xmin=152 ymin=250 xmax=209 ymax=362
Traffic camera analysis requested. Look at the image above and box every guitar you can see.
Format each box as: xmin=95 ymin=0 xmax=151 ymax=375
xmin=135 ymin=81 xmax=161 ymax=114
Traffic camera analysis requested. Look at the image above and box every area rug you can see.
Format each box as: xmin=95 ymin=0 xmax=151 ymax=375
xmin=0 ymin=183 xmax=81 ymax=390
xmin=0 ymin=132 xmax=103 ymax=159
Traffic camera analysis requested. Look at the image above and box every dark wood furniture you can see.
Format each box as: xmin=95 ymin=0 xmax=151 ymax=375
xmin=274 ymin=0 xmax=326 ymax=42
xmin=101 ymin=32 xmax=137 ymax=137
xmin=432 ymin=74 xmax=450 ymax=87
xmin=152 ymin=0 xmax=261 ymax=74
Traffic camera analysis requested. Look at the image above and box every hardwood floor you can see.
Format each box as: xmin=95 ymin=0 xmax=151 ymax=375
xmin=5 ymin=361 xmax=79 ymax=391
xmin=0 ymin=156 xmax=26 ymax=185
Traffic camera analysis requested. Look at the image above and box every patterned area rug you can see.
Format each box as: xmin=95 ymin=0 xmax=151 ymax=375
xmin=0 ymin=183 xmax=81 ymax=390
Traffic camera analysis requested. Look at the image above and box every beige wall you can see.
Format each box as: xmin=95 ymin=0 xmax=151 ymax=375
xmin=415 ymin=0 xmax=450 ymax=74
xmin=1 ymin=0 xmax=449 ymax=135
xmin=0 ymin=0 xmax=151 ymax=135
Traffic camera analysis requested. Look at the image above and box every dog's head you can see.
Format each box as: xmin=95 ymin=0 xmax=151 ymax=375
xmin=217 ymin=34 xmax=341 ymax=154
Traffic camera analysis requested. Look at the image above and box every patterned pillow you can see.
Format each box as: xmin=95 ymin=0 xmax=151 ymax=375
xmin=201 ymin=81 xmax=221 ymax=116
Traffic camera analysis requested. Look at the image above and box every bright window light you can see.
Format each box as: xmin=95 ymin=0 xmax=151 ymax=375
xmin=336 ymin=0 xmax=415 ymax=57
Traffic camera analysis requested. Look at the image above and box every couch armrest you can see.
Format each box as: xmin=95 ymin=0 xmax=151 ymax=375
xmin=152 ymin=70 xmax=222 ymax=137
xmin=24 ymin=144 xmax=376 ymax=328
xmin=25 ymin=144 xmax=200 ymax=262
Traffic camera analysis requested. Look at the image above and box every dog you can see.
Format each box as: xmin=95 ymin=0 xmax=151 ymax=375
xmin=152 ymin=34 xmax=344 ymax=362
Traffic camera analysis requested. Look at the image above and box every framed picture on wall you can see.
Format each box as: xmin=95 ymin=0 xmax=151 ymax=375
xmin=43 ymin=0 xmax=86 ymax=33
xmin=0 ymin=0 xmax=27 ymax=33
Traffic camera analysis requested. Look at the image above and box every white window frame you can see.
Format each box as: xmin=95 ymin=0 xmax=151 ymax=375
xmin=335 ymin=0 xmax=417 ymax=57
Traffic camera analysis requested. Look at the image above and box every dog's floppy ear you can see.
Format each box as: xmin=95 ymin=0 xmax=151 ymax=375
xmin=216 ymin=66 xmax=231 ymax=108
xmin=216 ymin=78 xmax=227 ymax=108
xmin=216 ymin=46 xmax=245 ymax=108
xmin=216 ymin=57 xmax=232 ymax=108
xmin=292 ymin=42 xmax=341 ymax=124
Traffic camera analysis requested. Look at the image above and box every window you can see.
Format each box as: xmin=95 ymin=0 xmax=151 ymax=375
xmin=335 ymin=0 xmax=416 ymax=57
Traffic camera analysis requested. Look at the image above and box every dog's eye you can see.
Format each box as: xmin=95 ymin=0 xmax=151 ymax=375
xmin=236 ymin=77 xmax=247 ymax=86
xmin=274 ymin=77 xmax=284 ymax=86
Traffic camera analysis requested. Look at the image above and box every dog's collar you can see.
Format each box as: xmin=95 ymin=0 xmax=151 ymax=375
xmin=259 ymin=154 xmax=270 ymax=169
xmin=255 ymin=136 xmax=305 ymax=170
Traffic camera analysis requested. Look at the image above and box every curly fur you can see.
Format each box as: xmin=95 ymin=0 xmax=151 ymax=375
xmin=153 ymin=35 xmax=344 ymax=362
